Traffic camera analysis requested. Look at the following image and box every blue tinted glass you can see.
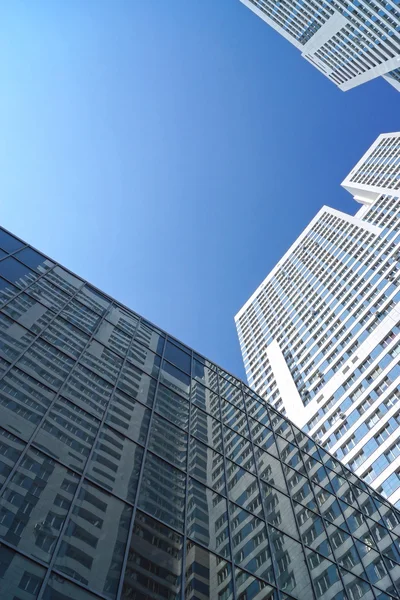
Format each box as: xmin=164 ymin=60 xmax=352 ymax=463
xmin=0 ymin=229 xmax=24 ymax=253
xmin=14 ymin=247 xmax=54 ymax=273
xmin=0 ymin=258 xmax=37 ymax=288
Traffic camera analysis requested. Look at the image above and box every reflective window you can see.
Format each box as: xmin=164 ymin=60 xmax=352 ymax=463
xmin=76 ymin=285 xmax=110 ymax=315
xmin=105 ymin=305 xmax=139 ymax=337
xmin=226 ymin=460 xmax=261 ymax=515
xmin=0 ymin=546 xmax=45 ymax=599
xmin=249 ymin=418 xmax=278 ymax=456
xmin=0 ymin=230 xmax=24 ymax=253
xmin=186 ymin=542 xmax=233 ymax=600
xmin=14 ymin=247 xmax=54 ymax=273
xmin=219 ymin=378 xmax=244 ymax=409
xmin=32 ymin=396 xmax=100 ymax=472
xmin=27 ymin=277 xmax=70 ymax=312
xmin=63 ymin=363 xmax=113 ymax=418
xmin=0 ymin=427 xmax=25 ymax=488
xmin=148 ymin=414 xmax=187 ymax=470
xmin=41 ymin=316 xmax=89 ymax=358
xmin=235 ymin=567 xmax=276 ymax=600
xmin=55 ymin=480 xmax=132 ymax=598
xmin=187 ymin=478 xmax=230 ymax=558
xmin=17 ymin=338 xmax=75 ymax=390
xmin=193 ymin=358 xmax=218 ymax=392
xmin=255 ymin=447 xmax=287 ymax=492
xmin=46 ymin=266 xmax=83 ymax=295
xmin=270 ymin=526 xmax=313 ymax=597
xmin=230 ymin=503 xmax=274 ymax=583
xmin=0 ymin=277 xmax=19 ymax=307
xmin=60 ymin=299 xmax=101 ymax=334
xmin=160 ymin=360 xmax=191 ymax=400
xmin=1 ymin=293 xmax=55 ymax=334
xmin=95 ymin=320 xmax=131 ymax=357
xmin=135 ymin=321 xmax=165 ymax=355
xmin=191 ymin=381 xmax=220 ymax=418
xmin=43 ymin=573 xmax=100 ymax=600
xmin=221 ymin=400 xmax=249 ymax=437
xmin=306 ymin=553 xmax=343 ymax=599
xmin=154 ymin=383 xmax=189 ymax=430
xmin=127 ymin=339 xmax=161 ymax=378
xmin=117 ymin=363 xmax=157 ymax=406
xmin=246 ymin=396 xmax=270 ymax=427
xmin=261 ymin=482 xmax=299 ymax=539
xmin=341 ymin=568 xmax=374 ymax=600
xmin=79 ymin=340 xmax=123 ymax=384
xmin=191 ymin=406 xmax=223 ymax=453
xmin=189 ymin=437 xmax=226 ymax=494
xmin=123 ymin=511 xmax=183 ymax=599
xmin=0 ymin=368 xmax=55 ymax=440
xmin=87 ymin=425 xmax=143 ymax=503
xmin=164 ymin=340 xmax=191 ymax=373
xmin=0 ymin=449 xmax=79 ymax=562
xmin=0 ymin=313 xmax=35 ymax=362
xmin=138 ymin=452 xmax=186 ymax=531
xmin=105 ymin=389 xmax=151 ymax=444
xmin=0 ymin=258 xmax=37 ymax=288
xmin=224 ymin=428 xmax=254 ymax=471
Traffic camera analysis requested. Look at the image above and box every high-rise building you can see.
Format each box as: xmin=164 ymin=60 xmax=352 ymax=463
xmin=240 ymin=0 xmax=400 ymax=92
xmin=0 ymin=228 xmax=400 ymax=599
xmin=235 ymin=131 xmax=400 ymax=509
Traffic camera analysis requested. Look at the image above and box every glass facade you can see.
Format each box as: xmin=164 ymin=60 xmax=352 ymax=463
xmin=0 ymin=227 xmax=400 ymax=599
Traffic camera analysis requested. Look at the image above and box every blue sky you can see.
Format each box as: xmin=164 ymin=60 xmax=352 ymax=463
xmin=0 ymin=0 xmax=399 ymax=379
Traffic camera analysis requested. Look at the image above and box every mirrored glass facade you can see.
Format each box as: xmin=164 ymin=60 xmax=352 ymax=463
xmin=0 ymin=227 xmax=400 ymax=600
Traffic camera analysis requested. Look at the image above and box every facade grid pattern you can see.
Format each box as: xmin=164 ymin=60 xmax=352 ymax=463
xmin=0 ymin=228 xmax=400 ymax=599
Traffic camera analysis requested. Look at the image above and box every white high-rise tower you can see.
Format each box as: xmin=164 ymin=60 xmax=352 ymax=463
xmin=236 ymin=132 xmax=400 ymax=506
xmin=241 ymin=0 xmax=400 ymax=92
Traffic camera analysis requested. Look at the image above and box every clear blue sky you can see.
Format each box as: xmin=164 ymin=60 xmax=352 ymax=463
xmin=0 ymin=0 xmax=399 ymax=380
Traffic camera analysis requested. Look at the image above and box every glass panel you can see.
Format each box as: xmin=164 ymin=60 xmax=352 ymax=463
xmin=17 ymin=338 xmax=75 ymax=390
xmin=193 ymin=358 xmax=219 ymax=392
xmin=105 ymin=304 xmax=139 ymax=337
xmin=122 ymin=511 xmax=183 ymax=599
xmin=138 ymin=452 xmax=186 ymax=531
xmin=261 ymin=482 xmax=299 ymax=539
xmin=246 ymin=396 xmax=270 ymax=427
xmin=79 ymin=340 xmax=123 ymax=384
xmin=60 ymin=299 xmax=101 ymax=334
xmin=127 ymin=339 xmax=161 ymax=378
xmin=227 ymin=460 xmax=261 ymax=515
xmin=0 ymin=258 xmax=37 ymax=288
xmin=229 ymin=503 xmax=274 ymax=583
xmin=0 ymin=277 xmax=19 ymax=306
xmin=63 ymin=363 xmax=113 ymax=418
xmin=0 ymin=230 xmax=24 ymax=253
xmin=285 ymin=466 xmax=318 ymax=512
xmin=55 ymin=480 xmax=132 ymax=598
xmin=148 ymin=414 xmax=187 ymax=471
xmin=164 ymin=340 xmax=191 ymax=373
xmin=0 ymin=427 xmax=25 ymax=488
xmin=76 ymin=285 xmax=110 ymax=315
xmin=305 ymin=551 xmax=344 ymax=599
xmin=269 ymin=526 xmax=313 ymax=597
xmin=46 ymin=266 xmax=83 ymax=295
xmin=255 ymin=447 xmax=287 ymax=492
xmin=187 ymin=479 xmax=230 ymax=558
xmin=235 ymin=568 xmax=276 ymax=600
xmin=340 ymin=568 xmax=374 ymax=600
xmin=105 ymin=389 xmax=151 ymax=444
xmin=87 ymin=425 xmax=143 ymax=502
xmin=154 ymin=383 xmax=189 ymax=430
xmin=43 ymin=573 xmax=100 ymax=600
xmin=219 ymin=378 xmax=244 ymax=409
xmin=0 ymin=368 xmax=55 ymax=441
xmin=160 ymin=360 xmax=190 ymax=400
xmin=189 ymin=437 xmax=226 ymax=494
xmin=277 ymin=436 xmax=305 ymax=473
xmin=41 ymin=316 xmax=89 ymax=358
xmin=27 ymin=277 xmax=70 ymax=312
xmin=0 ymin=449 xmax=79 ymax=562
xmin=224 ymin=428 xmax=254 ymax=471
xmin=249 ymin=418 xmax=278 ymax=456
xmin=117 ymin=363 xmax=157 ymax=407
xmin=297 ymin=508 xmax=333 ymax=559
xmin=221 ymin=400 xmax=249 ymax=437
xmin=191 ymin=381 xmax=220 ymax=419
xmin=191 ymin=406 xmax=223 ymax=453
xmin=356 ymin=540 xmax=392 ymax=590
xmin=0 ymin=546 xmax=46 ymax=600
xmin=0 ymin=313 xmax=35 ymax=362
xmin=186 ymin=542 xmax=233 ymax=600
xmin=95 ymin=320 xmax=131 ymax=357
xmin=32 ymin=396 xmax=100 ymax=472
xmin=14 ymin=247 xmax=54 ymax=273
xmin=1 ymin=293 xmax=55 ymax=334
xmin=135 ymin=321 xmax=165 ymax=354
